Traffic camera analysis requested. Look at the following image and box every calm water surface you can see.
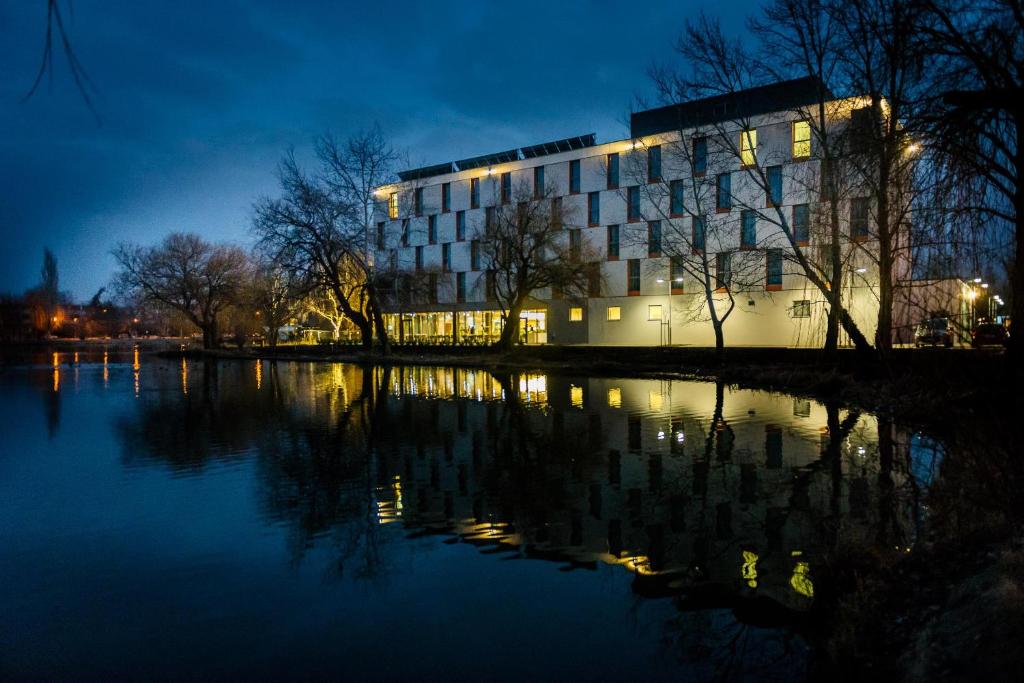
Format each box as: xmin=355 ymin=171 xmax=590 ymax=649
xmin=0 ymin=349 xmax=941 ymax=681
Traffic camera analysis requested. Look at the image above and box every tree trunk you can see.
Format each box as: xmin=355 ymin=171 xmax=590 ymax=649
xmin=201 ymin=320 xmax=219 ymax=350
xmin=496 ymin=299 xmax=525 ymax=351
xmin=839 ymin=308 xmax=873 ymax=355
xmin=358 ymin=318 xmax=373 ymax=350
xmin=371 ymin=303 xmax=390 ymax=355
xmin=713 ymin=320 xmax=725 ymax=363
xmin=875 ymin=139 xmax=894 ymax=353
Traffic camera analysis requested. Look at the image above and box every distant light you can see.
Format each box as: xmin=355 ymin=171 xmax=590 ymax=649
xmin=486 ymin=168 xmax=495 ymax=175
xmin=982 ymin=283 xmax=989 ymax=288
xmin=674 ymin=277 xmax=684 ymax=283
xmin=855 ymin=267 xmax=867 ymax=273
xmin=656 ymin=278 xmax=665 ymax=283
xmin=974 ymin=277 xmax=982 ymax=283
xmin=657 ymin=430 xmax=665 ymax=440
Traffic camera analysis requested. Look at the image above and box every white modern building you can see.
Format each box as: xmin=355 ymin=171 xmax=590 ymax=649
xmin=372 ymin=78 xmax=893 ymax=347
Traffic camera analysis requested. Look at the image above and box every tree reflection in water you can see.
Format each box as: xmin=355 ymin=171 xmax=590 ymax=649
xmin=117 ymin=359 xmax=938 ymax=675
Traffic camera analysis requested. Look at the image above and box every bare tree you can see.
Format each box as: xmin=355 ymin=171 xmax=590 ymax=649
xmin=317 ymin=127 xmax=399 ymax=352
xmin=480 ymin=182 xmax=597 ymax=349
xmin=113 ymin=233 xmax=250 ymax=349
xmin=249 ymin=256 xmax=303 ymax=349
xmin=828 ymin=0 xmax=927 ymax=351
xmin=915 ymin=0 xmax=1022 ymax=380
xmin=626 ymin=134 xmax=762 ymax=358
xmin=253 ymin=152 xmax=378 ymax=348
xmin=661 ymin=11 xmax=874 ymax=353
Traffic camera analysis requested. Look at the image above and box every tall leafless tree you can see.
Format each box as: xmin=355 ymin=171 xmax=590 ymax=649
xmin=480 ymin=182 xmax=597 ymax=350
xmin=915 ymin=0 xmax=1023 ymax=382
xmin=113 ymin=233 xmax=250 ymax=349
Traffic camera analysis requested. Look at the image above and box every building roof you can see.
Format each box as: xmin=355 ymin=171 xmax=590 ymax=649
xmin=397 ymin=134 xmax=596 ymax=182
xmin=629 ymin=76 xmax=832 ymax=138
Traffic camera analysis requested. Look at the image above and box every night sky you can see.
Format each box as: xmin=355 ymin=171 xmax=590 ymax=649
xmin=1 ymin=1 xmax=759 ymax=301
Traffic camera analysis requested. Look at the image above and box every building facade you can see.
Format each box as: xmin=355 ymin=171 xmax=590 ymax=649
xmin=372 ymin=79 xmax=887 ymax=347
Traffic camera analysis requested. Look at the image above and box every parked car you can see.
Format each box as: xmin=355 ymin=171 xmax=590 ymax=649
xmin=971 ymin=322 xmax=1009 ymax=348
xmin=914 ymin=318 xmax=954 ymax=347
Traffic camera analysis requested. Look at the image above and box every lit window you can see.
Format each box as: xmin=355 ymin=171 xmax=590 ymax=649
xmin=741 ymin=129 xmax=757 ymax=166
xmin=607 ymin=306 xmax=621 ymax=321
xmin=607 ymin=387 xmax=621 ymax=408
xmin=648 ymin=305 xmax=662 ymax=321
xmin=571 ymin=385 xmax=584 ymax=408
xmin=793 ymin=121 xmax=811 ymax=158
xmin=569 ymin=307 xmax=583 ymax=322
xmin=388 ymin=192 xmax=398 ymax=219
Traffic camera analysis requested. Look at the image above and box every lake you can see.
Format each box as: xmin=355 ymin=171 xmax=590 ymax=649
xmin=0 ymin=349 xmax=942 ymax=681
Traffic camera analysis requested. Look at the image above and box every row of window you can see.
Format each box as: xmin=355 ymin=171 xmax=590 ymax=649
xmin=381 ymin=198 xmax=866 ymax=261
xmin=389 ymin=120 xmax=815 ymax=220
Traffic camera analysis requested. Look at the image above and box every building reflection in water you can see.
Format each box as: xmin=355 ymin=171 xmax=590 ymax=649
xmin=119 ymin=361 xmax=936 ymax=617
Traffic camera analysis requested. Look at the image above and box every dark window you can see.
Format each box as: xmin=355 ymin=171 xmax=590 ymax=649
xmin=670 ymin=179 xmax=685 ymax=216
xmin=500 ymin=172 xmax=512 ymax=204
xmin=588 ymin=191 xmax=600 ymax=225
xmin=486 ymin=270 xmax=496 ymax=300
xmin=533 ymin=166 xmax=545 ymax=198
xmin=741 ymin=210 xmax=757 ymax=248
xmin=442 ymin=242 xmax=451 ymax=271
xmin=401 ymin=218 xmax=410 ymax=247
xmin=456 ymin=272 xmax=466 ymax=303
xmin=414 ymin=187 xmax=424 ymax=216
xmin=471 ymin=239 xmax=480 ymax=270
xmin=628 ymin=259 xmax=641 ymax=294
xmin=670 ymin=257 xmax=685 ymax=291
xmin=588 ymin=264 xmax=601 ymax=296
xmin=415 ymin=245 xmax=423 ymax=271
xmin=428 ymin=215 xmax=437 ymax=244
xmin=428 ymin=273 xmax=438 ymax=303
xmin=569 ymin=159 xmax=581 ymax=194
xmin=716 ymin=174 xmax=731 ymax=211
xmin=793 ymin=300 xmax=811 ymax=318
xmin=485 ymin=206 xmax=496 ymax=230
xmin=627 ymin=186 xmax=641 ymax=221
xmin=442 ymin=183 xmax=451 ymax=213
xmin=648 ymin=220 xmax=662 ymax=257
xmin=793 ymin=204 xmax=810 ymax=244
xmin=849 ymin=107 xmax=873 ymax=153
xmin=607 ymin=225 xmax=620 ymax=260
xmin=648 ymin=145 xmax=662 ymax=182
xmin=692 ymin=216 xmax=705 ymax=252
xmin=376 ymin=221 xmax=385 ymax=250
xmin=693 ymin=137 xmax=707 ymax=175
xmin=456 ymin=210 xmax=466 ymax=241
xmin=850 ymin=197 xmax=870 ymax=239
xmin=607 ymin=153 xmax=619 ymax=189
xmin=767 ymin=165 xmax=783 ymax=207
xmin=767 ymin=249 xmax=783 ymax=287
xmin=716 ymin=252 xmax=732 ymax=289
xmin=551 ymin=197 xmax=563 ymax=230
xmin=570 ymin=229 xmax=582 ymax=260
xmin=470 ymin=178 xmax=480 ymax=209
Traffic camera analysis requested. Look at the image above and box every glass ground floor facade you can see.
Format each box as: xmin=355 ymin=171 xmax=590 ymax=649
xmin=382 ymin=309 xmax=547 ymax=345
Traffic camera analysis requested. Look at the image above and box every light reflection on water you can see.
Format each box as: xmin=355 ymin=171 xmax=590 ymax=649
xmin=0 ymin=349 xmax=942 ymax=681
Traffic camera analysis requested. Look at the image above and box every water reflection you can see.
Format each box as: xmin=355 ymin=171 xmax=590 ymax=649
xmin=2 ymin=352 xmax=951 ymax=680
xmin=116 ymin=361 xmax=932 ymax=614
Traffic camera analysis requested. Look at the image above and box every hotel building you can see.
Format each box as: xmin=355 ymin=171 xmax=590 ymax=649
xmin=372 ymin=78 xmax=889 ymax=347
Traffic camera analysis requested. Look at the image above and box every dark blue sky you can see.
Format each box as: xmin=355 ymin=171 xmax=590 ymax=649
xmin=1 ymin=0 xmax=760 ymax=300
